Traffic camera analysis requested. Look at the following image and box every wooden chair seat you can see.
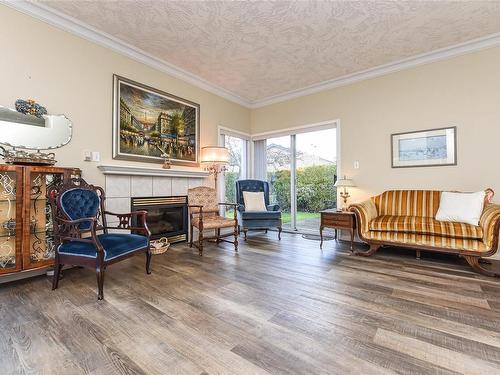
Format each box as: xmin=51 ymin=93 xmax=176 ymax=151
xmin=192 ymin=215 xmax=236 ymax=230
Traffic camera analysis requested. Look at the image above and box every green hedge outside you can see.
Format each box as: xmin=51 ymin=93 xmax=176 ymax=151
xmin=225 ymin=164 xmax=336 ymax=213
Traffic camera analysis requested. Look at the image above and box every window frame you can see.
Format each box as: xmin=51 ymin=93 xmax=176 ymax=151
xmin=218 ymin=126 xmax=251 ymax=205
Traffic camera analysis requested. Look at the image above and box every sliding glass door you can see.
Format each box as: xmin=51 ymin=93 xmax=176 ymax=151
xmin=266 ymin=136 xmax=292 ymax=229
xmin=295 ymin=128 xmax=337 ymax=232
xmin=263 ymin=126 xmax=337 ymax=233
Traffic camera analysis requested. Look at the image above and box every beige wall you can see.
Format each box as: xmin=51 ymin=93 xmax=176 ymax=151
xmin=252 ymin=46 xmax=500 ymax=204
xmin=2 ymin=5 xmax=500 ymax=202
xmin=0 ymin=6 xmax=251 ymax=186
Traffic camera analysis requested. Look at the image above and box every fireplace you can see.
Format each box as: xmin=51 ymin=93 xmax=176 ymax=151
xmin=131 ymin=196 xmax=188 ymax=243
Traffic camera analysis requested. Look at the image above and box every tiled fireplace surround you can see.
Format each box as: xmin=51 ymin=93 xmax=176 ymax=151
xmin=104 ymin=174 xmax=211 ymax=226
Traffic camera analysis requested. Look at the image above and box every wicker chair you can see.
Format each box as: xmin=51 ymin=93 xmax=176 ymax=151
xmin=188 ymin=186 xmax=238 ymax=255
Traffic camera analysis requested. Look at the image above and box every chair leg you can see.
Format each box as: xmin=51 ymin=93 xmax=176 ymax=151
xmin=189 ymin=224 xmax=193 ymax=248
xmin=243 ymin=229 xmax=248 ymax=241
xmin=52 ymin=262 xmax=63 ymax=290
xmin=278 ymin=226 xmax=282 ymax=240
xmin=416 ymin=250 xmax=421 ymax=260
xmin=234 ymin=226 xmax=239 ymax=252
xmin=96 ymin=267 xmax=105 ymax=300
xmin=198 ymin=231 xmax=204 ymax=256
xmin=265 ymin=229 xmax=268 ymax=234
xmin=146 ymin=249 xmax=152 ymax=274
xmin=217 ymin=228 xmax=221 ymax=244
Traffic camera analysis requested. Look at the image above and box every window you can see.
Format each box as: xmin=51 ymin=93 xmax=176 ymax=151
xmin=219 ymin=129 xmax=250 ymax=216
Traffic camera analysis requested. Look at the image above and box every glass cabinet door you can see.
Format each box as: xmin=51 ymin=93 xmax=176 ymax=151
xmin=23 ymin=169 xmax=65 ymax=270
xmin=0 ymin=167 xmax=22 ymax=274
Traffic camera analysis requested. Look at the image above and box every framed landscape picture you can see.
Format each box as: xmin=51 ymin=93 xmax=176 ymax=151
xmin=113 ymin=75 xmax=200 ymax=166
xmin=391 ymin=127 xmax=456 ymax=168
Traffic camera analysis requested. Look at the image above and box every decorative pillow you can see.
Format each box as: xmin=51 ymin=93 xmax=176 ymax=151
xmin=435 ymin=191 xmax=486 ymax=226
xmin=243 ymin=191 xmax=267 ymax=212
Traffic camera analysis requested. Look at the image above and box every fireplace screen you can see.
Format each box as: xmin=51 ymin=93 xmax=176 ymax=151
xmin=131 ymin=196 xmax=188 ymax=243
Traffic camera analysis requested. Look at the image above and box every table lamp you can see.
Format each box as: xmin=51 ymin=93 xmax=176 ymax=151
xmin=334 ymin=175 xmax=356 ymax=211
xmin=200 ymin=146 xmax=229 ymax=188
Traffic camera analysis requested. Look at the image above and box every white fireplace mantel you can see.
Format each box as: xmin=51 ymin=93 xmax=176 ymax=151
xmin=98 ymin=164 xmax=210 ymax=178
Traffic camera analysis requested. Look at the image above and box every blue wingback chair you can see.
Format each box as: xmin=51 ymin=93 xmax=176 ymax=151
xmin=235 ymin=179 xmax=282 ymax=240
xmin=47 ymin=178 xmax=151 ymax=300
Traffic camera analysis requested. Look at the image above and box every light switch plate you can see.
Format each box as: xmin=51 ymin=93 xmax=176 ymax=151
xmin=84 ymin=150 xmax=92 ymax=161
xmin=354 ymin=160 xmax=360 ymax=169
xmin=91 ymin=151 xmax=100 ymax=162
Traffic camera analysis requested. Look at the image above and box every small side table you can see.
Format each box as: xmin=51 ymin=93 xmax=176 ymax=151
xmin=319 ymin=209 xmax=356 ymax=251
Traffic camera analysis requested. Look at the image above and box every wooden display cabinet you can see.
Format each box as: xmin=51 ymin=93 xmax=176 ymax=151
xmin=0 ymin=165 xmax=80 ymax=276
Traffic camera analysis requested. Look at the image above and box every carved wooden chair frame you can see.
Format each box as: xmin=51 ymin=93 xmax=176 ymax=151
xmin=47 ymin=177 xmax=152 ymax=299
xmin=188 ymin=190 xmax=238 ymax=256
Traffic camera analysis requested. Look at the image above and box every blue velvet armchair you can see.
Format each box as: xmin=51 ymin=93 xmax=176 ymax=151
xmin=235 ymin=179 xmax=282 ymax=240
xmin=47 ymin=178 xmax=151 ymax=300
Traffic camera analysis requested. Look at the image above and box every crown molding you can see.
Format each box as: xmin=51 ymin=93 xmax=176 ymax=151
xmin=98 ymin=164 xmax=209 ymax=178
xmin=250 ymin=32 xmax=500 ymax=108
xmin=2 ymin=0 xmax=252 ymax=108
xmin=4 ymin=1 xmax=500 ymax=110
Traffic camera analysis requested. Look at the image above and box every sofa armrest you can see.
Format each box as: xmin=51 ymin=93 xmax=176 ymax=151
xmin=349 ymin=199 xmax=378 ymax=234
xmin=479 ymin=203 xmax=500 ymax=249
xmin=267 ymin=204 xmax=280 ymax=212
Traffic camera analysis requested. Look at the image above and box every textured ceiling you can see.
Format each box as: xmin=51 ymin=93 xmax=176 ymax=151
xmin=39 ymin=1 xmax=500 ymax=103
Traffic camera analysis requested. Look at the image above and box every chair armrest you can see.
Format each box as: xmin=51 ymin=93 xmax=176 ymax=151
xmin=219 ymin=203 xmax=238 ymax=219
xmin=267 ymin=204 xmax=280 ymax=212
xmin=188 ymin=204 xmax=204 ymax=219
xmin=479 ymin=204 xmax=500 ymax=249
xmin=103 ymin=210 xmax=150 ymax=236
xmin=55 ymin=216 xmax=98 ymax=233
xmin=55 ymin=216 xmax=104 ymax=252
xmin=218 ymin=202 xmax=237 ymax=208
xmin=349 ymin=199 xmax=378 ymax=234
xmin=56 ymin=216 xmax=97 ymax=225
xmin=104 ymin=210 xmax=147 ymax=218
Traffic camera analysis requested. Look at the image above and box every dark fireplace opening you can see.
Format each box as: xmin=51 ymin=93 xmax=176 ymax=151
xmin=131 ymin=196 xmax=188 ymax=243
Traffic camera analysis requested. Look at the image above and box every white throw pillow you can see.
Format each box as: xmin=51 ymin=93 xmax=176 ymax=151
xmin=435 ymin=191 xmax=486 ymax=226
xmin=243 ymin=191 xmax=267 ymax=212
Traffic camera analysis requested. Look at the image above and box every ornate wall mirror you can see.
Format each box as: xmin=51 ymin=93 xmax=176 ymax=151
xmin=0 ymin=103 xmax=72 ymax=165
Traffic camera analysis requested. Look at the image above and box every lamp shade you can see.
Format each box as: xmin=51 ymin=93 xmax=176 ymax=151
xmin=200 ymin=146 xmax=229 ymax=164
xmin=334 ymin=176 xmax=355 ymax=188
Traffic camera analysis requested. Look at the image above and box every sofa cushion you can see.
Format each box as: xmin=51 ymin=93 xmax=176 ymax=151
xmin=435 ymin=191 xmax=485 ymax=226
xmin=243 ymin=191 xmax=267 ymax=211
xmin=373 ymin=190 xmax=441 ymax=217
xmin=365 ymin=231 xmax=488 ymax=253
xmin=58 ymin=233 xmax=148 ymax=261
xmin=369 ymin=215 xmax=483 ymax=240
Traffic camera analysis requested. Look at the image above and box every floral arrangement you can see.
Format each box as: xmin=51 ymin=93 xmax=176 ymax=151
xmin=14 ymin=99 xmax=47 ymax=118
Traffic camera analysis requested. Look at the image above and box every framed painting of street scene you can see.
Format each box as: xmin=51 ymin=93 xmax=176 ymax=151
xmin=113 ymin=75 xmax=200 ymax=166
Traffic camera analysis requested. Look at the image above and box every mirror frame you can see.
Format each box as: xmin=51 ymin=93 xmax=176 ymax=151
xmin=0 ymin=106 xmax=73 ymax=150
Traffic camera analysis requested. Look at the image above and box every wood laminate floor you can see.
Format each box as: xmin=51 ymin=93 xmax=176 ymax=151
xmin=1 ymin=232 xmax=500 ymax=374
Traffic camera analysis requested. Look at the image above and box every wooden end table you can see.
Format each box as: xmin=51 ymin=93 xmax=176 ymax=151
xmin=319 ymin=209 xmax=356 ymax=251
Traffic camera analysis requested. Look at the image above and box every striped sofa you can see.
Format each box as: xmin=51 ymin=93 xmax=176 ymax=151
xmin=350 ymin=190 xmax=500 ymax=277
